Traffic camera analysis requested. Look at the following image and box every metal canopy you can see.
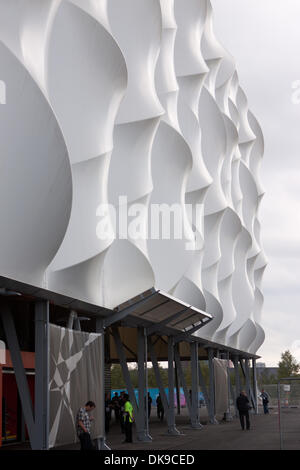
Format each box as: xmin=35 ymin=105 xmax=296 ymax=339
xmin=0 ymin=275 xmax=113 ymax=318
xmin=0 ymin=275 xmax=260 ymax=361
xmin=116 ymin=289 xmax=212 ymax=335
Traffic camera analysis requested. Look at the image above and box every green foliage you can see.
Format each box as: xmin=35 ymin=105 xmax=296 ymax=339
xmin=111 ymin=363 xmax=169 ymax=389
xmin=110 ymin=362 xmax=211 ymax=390
xmin=278 ymin=350 xmax=300 ymax=379
xmin=257 ymin=369 xmax=278 ymax=386
xmin=111 ymin=364 xmax=126 ymax=389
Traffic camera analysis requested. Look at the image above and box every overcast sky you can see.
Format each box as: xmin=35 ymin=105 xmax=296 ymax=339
xmin=212 ymin=0 xmax=300 ymax=366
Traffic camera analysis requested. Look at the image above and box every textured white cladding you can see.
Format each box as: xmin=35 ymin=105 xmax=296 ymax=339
xmin=0 ymin=0 xmax=266 ymax=353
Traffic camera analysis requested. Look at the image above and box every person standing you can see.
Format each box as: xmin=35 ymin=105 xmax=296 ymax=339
xmin=260 ymin=389 xmax=270 ymax=414
xmin=123 ymin=394 xmax=134 ymax=443
xmin=76 ymin=401 xmax=96 ymax=450
xmin=105 ymin=393 xmax=113 ymax=433
xmin=119 ymin=391 xmax=125 ymax=434
xmin=156 ymin=394 xmax=164 ymax=422
xmin=147 ymin=392 xmax=152 ymax=419
xmin=111 ymin=392 xmax=120 ymax=422
xmin=236 ymin=391 xmax=251 ymax=431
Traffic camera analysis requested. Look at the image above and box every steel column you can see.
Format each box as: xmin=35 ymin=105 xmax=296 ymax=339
xmin=225 ymin=352 xmax=233 ymax=421
xmin=148 ymin=338 xmax=179 ymax=435
xmin=245 ymin=359 xmax=256 ymax=410
xmin=244 ymin=359 xmax=251 ymax=399
xmin=95 ymin=319 xmax=110 ymax=450
xmin=34 ymin=300 xmax=50 ymax=450
xmin=190 ymin=342 xmax=202 ymax=429
xmin=174 ymin=344 xmax=192 ymax=421
xmin=175 ymin=362 xmax=181 ymax=415
xmin=111 ymin=327 xmax=138 ymax=412
xmin=233 ymin=354 xmax=241 ymax=416
xmin=148 ymin=338 xmax=169 ymax=413
xmin=198 ymin=361 xmax=210 ymax=413
xmin=144 ymin=328 xmax=151 ymax=439
xmin=1 ymin=305 xmax=36 ymax=447
xmin=229 ymin=376 xmax=237 ymax=417
xmin=137 ymin=327 xmax=151 ymax=441
xmin=167 ymin=337 xmax=180 ymax=435
xmin=0 ymin=365 xmax=2 ymax=447
xmin=208 ymin=348 xmax=217 ymax=424
xmin=252 ymin=359 xmax=258 ymax=414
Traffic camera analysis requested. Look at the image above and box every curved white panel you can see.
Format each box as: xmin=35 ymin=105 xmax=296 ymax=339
xmin=46 ymin=1 xmax=127 ymax=164
xmin=45 ymin=1 xmax=127 ymax=304
xmin=0 ymin=41 xmax=72 ymax=286
xmin=108 ymin=0 xmax=164 ymax=124
xmin=0 ymin=0 xmax=266 ymax=354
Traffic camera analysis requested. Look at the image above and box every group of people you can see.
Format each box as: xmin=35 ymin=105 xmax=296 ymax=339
xmin=236 ymin=388 xmax=270 ymax=431
xmin=105 ymin=391 xmax=134 ymax=443
xmin=105 ymin=391 xmax=165 ymax=431
xmin=77 ymin=392 xmax=165 ymax=450
xmin=76 ymin=388 xmax=270 ymax=449
xmin=76 ymin=394 xmax=135 ymax=450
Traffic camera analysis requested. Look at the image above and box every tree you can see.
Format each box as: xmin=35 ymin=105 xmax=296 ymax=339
xmin=257 ymin=369 xmax=277 ymax=387
xmin=111 ymin=364 xmax=126 ymax=388
xmin=278 ymin=350 xmax=300 ymax=379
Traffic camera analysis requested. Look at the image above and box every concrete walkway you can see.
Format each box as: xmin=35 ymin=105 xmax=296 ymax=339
xmin=105 ymin=407 xmax=299 ymax=450
xmin=1 ymin=407 xmax=299 ymax=451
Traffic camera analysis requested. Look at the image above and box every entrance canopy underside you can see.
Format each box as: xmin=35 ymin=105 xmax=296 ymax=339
xmin=0 ymin=276 xmax=259 ymax=362
xmin=115 ymin=288 xmax=212 ymax=334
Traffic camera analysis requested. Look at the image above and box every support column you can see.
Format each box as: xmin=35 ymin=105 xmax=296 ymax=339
xmin=225 ymin=352 xmax=233 ymax=421
xmin=148 ymin=339 xmax=168 ymax=412
xmin=0 ymin=364 xmax=2 ymax=448
xmin=137 ymin=327 xmax=151 ymax=441
xmin=233 ymin=355 xmax=241 ymax=412
xmin=175 ymin=363 xmax=181 ymax=415
xmin=190 ymin=342 xmax=202 ymax=429
xmin=112 ymin=327 xmax=145 ymax=439
xmin=229 ymin=377 xmax=237 ymax=417
xmin=244 ymin=358 xmax=256 ymax=411
xmin=34 ymin=300 xmax=50 ymax=450
xmin=244 ymin=359 xmax=251 ymax=397
xmin=95 ymin=320 xmax=110 ymax=450
xmin=208 ymin=348 xmax=217 ymax=424
xmin=198 ymin=360 xmax=210 ymax=413
xmin=167 ymin=337 xmax=180 ymax=435
xmin=252 ymin=359 xmax=258 ymax=414
xmin=174 ymin=344 xmax=192 ymax=426
xmin=1 ymin=304 xmax=36 ymax=447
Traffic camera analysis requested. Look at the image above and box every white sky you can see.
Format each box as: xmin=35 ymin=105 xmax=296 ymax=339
xmin=212 ymin=0 xmax=300 ymax=366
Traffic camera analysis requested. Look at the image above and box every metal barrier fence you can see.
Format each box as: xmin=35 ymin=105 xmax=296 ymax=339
xmin=276 ymin=378 xmax=300 ymax=450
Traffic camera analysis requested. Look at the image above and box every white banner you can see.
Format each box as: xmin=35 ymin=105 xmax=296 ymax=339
xmin=49 ymin=324 xmax=103 ymax=448
xmin=213 ymin=358 xmax=229 ymax=416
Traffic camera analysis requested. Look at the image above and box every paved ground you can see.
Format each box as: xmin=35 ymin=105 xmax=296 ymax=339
xmin=106 ymin=408 xmax=284 ymax=450
xmin=1 ymin=406 xmax=300 ymax=451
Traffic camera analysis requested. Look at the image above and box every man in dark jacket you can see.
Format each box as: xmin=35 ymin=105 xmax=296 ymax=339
xmin=236 ymin=391 xmax=251 ymax=430
xmin=260 ymin=389 xmax=269 ymax=414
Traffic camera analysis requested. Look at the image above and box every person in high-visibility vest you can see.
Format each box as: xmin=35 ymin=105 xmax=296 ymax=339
xmin=123 ymin=394 xmax=134 ymax=443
